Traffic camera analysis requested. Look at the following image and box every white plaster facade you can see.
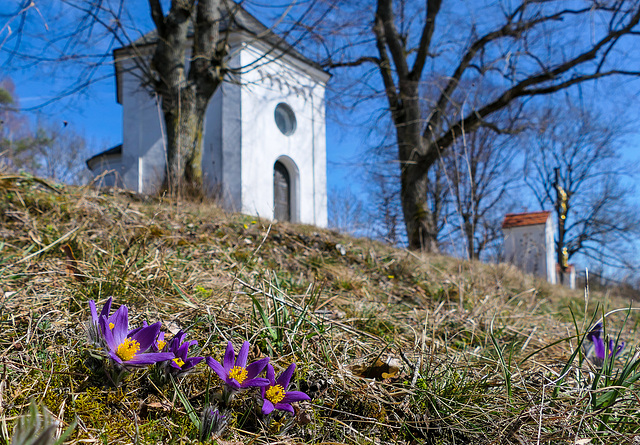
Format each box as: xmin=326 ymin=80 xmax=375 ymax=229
xmin=503 ymin=213 xmax=557 ymax=284
xmin=502 ymin=211 xmax=577 ymax=289
xmin=88 ymin=23 xmax=329 ymax=227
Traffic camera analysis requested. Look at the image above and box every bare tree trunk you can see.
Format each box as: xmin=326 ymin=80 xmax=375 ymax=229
xmin=464 ymin=221 xmax=476 ymax=260
xmin=150 ymin=0 xmax=223 ymax=197
xmin=329 ymin=0 xmax=640 ymax=253
xmin=400 ymin=162 xmax=438 ymax=251
xmin=162 ymin=86 xmax=207 ymax=195
xmin=393 ymin=88 xmax=441 ymax=251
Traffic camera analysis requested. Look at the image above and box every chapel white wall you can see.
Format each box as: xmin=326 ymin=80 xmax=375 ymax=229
xmin=201 ymin=50 xmax=243 ymax=212
xmin=545 ymin=218 xmax=557 ymax=285
xmin=120 ymin=58 xmax=165 ymax=194
xmin=238 ymin=43 xmax=328 ymax=227
xmin=117 ymin=38 xmax=328 ymax=227
xmin=88 ymin=155 xmax=125 ymax=188
xmin=503 ymin=221 xmax=555 ymax=283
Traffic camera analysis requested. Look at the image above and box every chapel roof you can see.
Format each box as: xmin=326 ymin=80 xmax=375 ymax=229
xmin=86 ymin=144 xmax=122 ymax=171
xmin=114 ymin=0 xmax=325 ymax=73
xmin=501 ymin=211 xmax=551 ymax=229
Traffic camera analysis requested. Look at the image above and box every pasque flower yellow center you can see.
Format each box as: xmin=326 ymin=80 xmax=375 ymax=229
xmin=116 ymin=338 xmax=140 ymax=361
xmin=173 ymin=357 xmax=185 ymax=367
xmin=157 ymin=340 xmax=166 ymax=351
xmin=109 ymin=322 xmax=115 ymax=330
xmin=228 ymin=366 xmax=248 ymax=384
xmin=266 ymin=384 xmax=286 ymax=404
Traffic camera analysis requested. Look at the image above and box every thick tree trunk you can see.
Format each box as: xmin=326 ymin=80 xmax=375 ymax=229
xmin=391 ymin=80 xmax=441 ymax=251
xmin=464 ymin=221 xmax=476 ymax=260
xmin=150 ymin=0 xmax=223 ymax=198
xmin=395 ymin=101 xmax=440 ymax=251
xmin=400 ymin=162 xmax=439 ymax=251
xmin=162 ymin=86 xmax=206 ymax=196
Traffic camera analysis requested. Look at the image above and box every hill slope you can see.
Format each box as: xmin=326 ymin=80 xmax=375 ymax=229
xmin=1 ymin=174 xmax=639 ymax=444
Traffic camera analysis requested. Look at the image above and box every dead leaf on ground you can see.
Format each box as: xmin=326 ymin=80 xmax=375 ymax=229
xmin=350 ymin=358 xmax=400 ymax=380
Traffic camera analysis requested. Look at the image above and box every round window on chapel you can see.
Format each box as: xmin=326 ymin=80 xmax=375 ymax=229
xmin=274 ymin=103 xmax=297 ymax=136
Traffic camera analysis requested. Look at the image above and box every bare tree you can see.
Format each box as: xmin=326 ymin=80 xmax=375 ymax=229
xmin=370 ymin=170 xmax=401 ymax=244
xmin=443 ymin=125 xmax=520 ymax=260
xmin=0 ymin=78 xmax=91 ymax=183
xmin=328 ymin=186 xmax=372 ymax=237
xmin=2 ymin=0 xmax=330 ymax=195
xmin=523 ymin=101 xmax=639 ymax=271
xmin=31 ymin=119 xmax=92 ymax=184
xmin=322 ymin=0 xmax=640 ymax=251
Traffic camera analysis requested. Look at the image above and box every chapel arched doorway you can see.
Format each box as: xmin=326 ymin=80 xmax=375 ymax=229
xmin=274 ymin=160 xmax=291 ymax=221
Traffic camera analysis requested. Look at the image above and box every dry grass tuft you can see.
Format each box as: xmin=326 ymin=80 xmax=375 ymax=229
xmin=1 ymin=173 xmax=640 ymax=444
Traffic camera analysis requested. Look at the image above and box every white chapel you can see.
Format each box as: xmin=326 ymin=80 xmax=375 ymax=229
xmin=502 ymin=211 xmax=576 ymax=289
xmin=87 ymin=4 xmax=329 ymax=227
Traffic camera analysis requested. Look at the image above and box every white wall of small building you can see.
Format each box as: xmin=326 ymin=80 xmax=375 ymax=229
xmin=202 ymin=51 xmax=243 ymax=212
xmin=120 ymin=56 xmax=165 ymax=194
xmin=87 ymin=154 xmax=125 ymax=188
xmin=544 ymin=218 xmax=556 ymax=285
xmin=503 ymin=220 xmax=556 ymax=284
xmin=115 ymin=36 xmax=328 ymax=228
xmin=237 ymin=41 xmax=327 ymax=227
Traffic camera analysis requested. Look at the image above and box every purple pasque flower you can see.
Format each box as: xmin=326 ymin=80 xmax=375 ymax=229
xmin=87 ymin=297 xmax=113 ymax=345
xmin=261 ymin=363 xmax=310 ymax=415
xmin=586 ymin=322 xmax=625 ymax=364
xmin=166 ymin=330 xmax=204 ymax=374
xmin=128 ymin=321 xmax=166 ymax=352
xmin=206 ymin=341 xmax=269 ymax=391
xmin=89 ymin=296 xmax=113 ymax=325
xmin=199 ymin=406 xmax=228 ymax=442
xmin=98 ymin=304 xmax=174 ymax=367
xmin=154 ymin=330 xmax=166 ymax=352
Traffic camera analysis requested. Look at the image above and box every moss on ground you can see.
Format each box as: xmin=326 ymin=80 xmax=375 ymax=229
xmin=1 ymin=174 xmax=640 ymax=444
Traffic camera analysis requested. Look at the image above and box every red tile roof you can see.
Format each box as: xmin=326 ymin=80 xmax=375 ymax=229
xmin=502 ymin=211 xmax=551 ymax=229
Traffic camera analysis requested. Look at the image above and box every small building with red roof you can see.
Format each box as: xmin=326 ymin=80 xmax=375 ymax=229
xmin=502 ymin=210 xmax=576 ymax=288
xmin=502 ymin=211 xmax=557 ymax=285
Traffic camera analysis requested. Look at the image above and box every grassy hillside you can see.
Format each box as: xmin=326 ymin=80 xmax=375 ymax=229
xmin=1 ymin=174 xmax=639 ymax=444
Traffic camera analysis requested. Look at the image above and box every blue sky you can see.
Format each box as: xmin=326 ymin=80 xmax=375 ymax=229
xmin=3 ymin=0 xmax=640 ymax=274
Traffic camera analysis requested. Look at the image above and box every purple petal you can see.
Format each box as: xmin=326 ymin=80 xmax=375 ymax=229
xmin=262 ymin=399 xmax=275 ymax=415
xmin=587 ymin=323 xmax=603 ymax=341
xmin=246 ymin=357 xmax=269 ymax=379
xmin=609 ymin=339 xmax=625 ymax=357
xmin=130 ymin=322 xmax=161 ymax=353
xmin=100 ymin=297 xmax=113 ymax=318
xmin=126 ymin=352 xmax=174 ymax=366
xmin=108 ymin=351 xmax=124 ymax=364
xmin=111 ymin=305 xmax=129 ymax=345
xmin=276 ymin=363 xmax=296 ymax=389
xmin=241 ymin=377 xmax=270 ymax=388
xmin=225 ymin=378 xmax=241 ymax=390
xmin=89 ymin=300 xmax=98 ymax=322
xmin=266 ymin=363 xmax=276 ymax=385
xmin=206 ymin=357 xmax=228 ymax=381
xmin=175 ymin=342 xmax=190 ymax=359
xmin=223 ymin=342 xmax=235 ymax=370
xmin=235 ymin=341 xmax=250 ymax=368
xmin=100 ymin=316 xmax=116 ymax=350
xmin=594 ymin=337 xmax=605 ymax=360
xmin=182 ymin=356 xmax=204 ymax=370
xmin=273 ymin=402 xmax=294 ymax=414
xmin=174 ymin=330 xmax=186 ymax=345
xmin=282 ymin=391 xmax=311 ymax=403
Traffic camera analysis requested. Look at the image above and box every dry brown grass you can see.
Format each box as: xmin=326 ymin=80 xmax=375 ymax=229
xmin=1 ymin=174 xmax=640 ymax=444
